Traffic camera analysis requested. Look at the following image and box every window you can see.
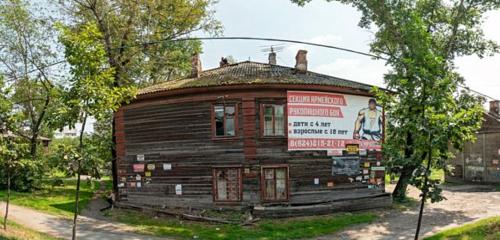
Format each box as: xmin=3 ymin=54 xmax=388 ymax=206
xmin=213 ymin=104 xmax=237 ymax=137
xmin=262 ymin=104 xmax=285 ymax=136
xmin=261 ymin=166 xmax=288 ymax=201
xmin=213 ymin=168 xmax=242 ymax=202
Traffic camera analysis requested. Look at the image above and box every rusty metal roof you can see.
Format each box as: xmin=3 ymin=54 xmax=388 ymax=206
xmin=138 ymin=61 xmax=377 ymax=95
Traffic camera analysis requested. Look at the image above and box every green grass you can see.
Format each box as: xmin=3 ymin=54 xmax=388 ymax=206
xmin=425 ymin=216 xmax=500 ymax=240
xmin=105 ymin=209 xmax=377 ymax=240
xmin=0 ymin=179 xmax=109 ymax=218
xmin=385 ymin=168 xmax=445 ymax=185
xmin=0 ymin=218 xmax=59 ymax=240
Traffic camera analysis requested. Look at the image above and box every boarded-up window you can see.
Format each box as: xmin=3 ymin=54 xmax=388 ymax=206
xmin=214 ymin=104 xmax=237 ymax=137
xmin=262 ymin=166 xmax=288 ymax=201
xmin=213 ymin=168 xmax=241 ymax=202
xmin=262 ymin=104 xmax=285 ymax=136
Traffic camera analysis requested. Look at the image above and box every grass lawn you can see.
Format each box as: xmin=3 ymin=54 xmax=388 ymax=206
xmin=105 ymin=209 xmax=377 ymax=240
xmin=425 ymin=216 xmax=500 ymax=240
xmin=0 ymin=179 xmax=109 ymax=218
xmin=0 ymin=219 xmax=59 ymax=240
xmin=385 ymin=168 xmax=445 ymax=185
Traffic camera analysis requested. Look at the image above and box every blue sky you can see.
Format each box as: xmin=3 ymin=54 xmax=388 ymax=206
xmin=197 ymin=0 xmax=500 ymax=100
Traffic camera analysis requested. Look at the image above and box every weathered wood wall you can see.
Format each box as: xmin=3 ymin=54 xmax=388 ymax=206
xmin=447 ymin=113 xmax=500 ymax=183
xmin=116 ymin=88 xmax=390 ymax=211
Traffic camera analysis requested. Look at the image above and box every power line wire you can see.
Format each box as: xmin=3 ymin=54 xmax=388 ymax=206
xmin=5 ymin=36 xmax=497 ymax=100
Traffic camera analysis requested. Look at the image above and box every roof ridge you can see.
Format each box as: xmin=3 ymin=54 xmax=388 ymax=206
xmin=138 ymin=60 xmax=380 ymax=96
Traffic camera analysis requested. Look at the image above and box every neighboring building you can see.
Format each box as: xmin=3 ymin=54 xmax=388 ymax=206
xmin=53 ymin=118 xmax=96 ymax=139
xmin=447 ymin=100 xmax=500 ymax=183
xmin=114 ymin=50 xmax=391 ymax=217
xmin=0 ymin=132 xmax=50 ymax=150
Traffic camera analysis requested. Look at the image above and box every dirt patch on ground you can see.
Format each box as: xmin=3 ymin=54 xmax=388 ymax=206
xmin=315 ymin=184 xmax=500 ymax=240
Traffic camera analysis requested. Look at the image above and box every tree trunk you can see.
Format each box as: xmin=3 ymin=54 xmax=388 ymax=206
xmin=393 ymin=132 xmax=416 ymax=201
xmin=72 ymin=165 xmax=81 ymax=240
xmin=72 ymin=115 xmax=87 ymax=240
xmin=3 ymin=171 xmax=10 ymax=230
xmin=111 ymin=115 xmax=118 ymax=195
xmin=30 ymin=134 xmax=38 ymax=160
xmin=393 ymin=165 xmax=415 ymax=201
xmin=415 ymin=151 xmax=433 ymax=239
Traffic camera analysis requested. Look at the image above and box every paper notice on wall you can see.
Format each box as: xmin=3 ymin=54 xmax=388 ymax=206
xmin=287 ymin=91 xmax=383 ymax=151
xmin=136 ymin=182 xmax=142 ymax=188
xmin=314 ymin=178 xmax=320 ymax=185
xmin=327 ymin=149 xmax=343 ymax=156
xmin=163 ymin=163 xmax=172 ymax=170
xmin=133 ymin=164 xmax=145 ymax=173
xmin=135 ymin=174 xmax=141 ymax=181
xmin=137 ymin=155 xmax=145 ymax=162
xmin=147 ymin=164 xmax=156 ymax=171
xmin=175 ymin=184 xmax=182 ymax=195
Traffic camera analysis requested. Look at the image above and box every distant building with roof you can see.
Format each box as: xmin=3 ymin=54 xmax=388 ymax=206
xmin=113 ymin=50 xmax=391 ymax=217
xmin=447 ymin=100 xmax=500 ymax=183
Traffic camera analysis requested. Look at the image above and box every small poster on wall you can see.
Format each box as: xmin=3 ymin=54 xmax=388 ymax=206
xmin=147 ymin=164 xmax=156 ymax=171
xmin=133 ymin=164 xmax=145 ymax=172
xmin=163 ymin=163 xmax=172 ymax=170
xmin=137 ymin=154 xmax=145 ymax=162
xmin=175 ymin=184 xmax=182 ymax=195
xmin=332 ymin=157 xmax=360 ymax=176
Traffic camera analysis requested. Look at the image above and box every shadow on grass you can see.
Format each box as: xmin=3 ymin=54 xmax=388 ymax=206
xmin=105 ymin=209 xmax=377 ymax=240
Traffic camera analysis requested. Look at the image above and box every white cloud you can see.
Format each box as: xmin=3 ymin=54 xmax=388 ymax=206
xmin=311 ymin=58 xmax=388 ymax=88
xmin=455 ymin=10 xmax=500 ymax=100
xmin=286 ymin=34 xmax=343 ymax=55
xmin=456 ymin=55 xmax=500 ymax=100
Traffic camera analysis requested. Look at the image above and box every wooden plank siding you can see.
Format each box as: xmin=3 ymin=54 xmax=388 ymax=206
xmin=116 ymin=88 xmax=390 ymax=211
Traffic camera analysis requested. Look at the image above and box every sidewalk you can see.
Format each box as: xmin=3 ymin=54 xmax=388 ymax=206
xmin=0 ymin=202 xmax=169 ymax=240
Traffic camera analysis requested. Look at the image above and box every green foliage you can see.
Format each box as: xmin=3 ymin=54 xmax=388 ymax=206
xmin=0 ymin=218 xmax=59 ymax=240
xmin=106 ymin=210 xmax=376 ymax=240
xmin=0 ymin=179 xmax=105 ymax=218
xmin=0 ymin=77 xmax=42 ymax=192
xmin=61 ymin=0 xmax=222 ymax=86
xmin=57 ymin=22 xmax=135 ymax=125
xmin=293 ymin=0 xmax=498 ymax=202
xmin=425 ymin=216 xmax=500 ymax=240
xmin=0 ymin=0 xmax=60 ymax=158
xmin=47 ymin=135 xmax=111 ymax=179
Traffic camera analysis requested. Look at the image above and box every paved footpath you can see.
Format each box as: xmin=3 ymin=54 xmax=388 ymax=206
xmin=315 ymin=184 xmax=500 ymax=240
xmin=0 ymin=202 xmax=169 ymax=240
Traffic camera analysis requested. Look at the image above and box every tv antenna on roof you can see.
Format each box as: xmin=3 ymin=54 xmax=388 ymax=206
xmin=260 ymin=43 xmax=285 ymax=54
xmin=260 ymin=44 xmax=285 ymax=65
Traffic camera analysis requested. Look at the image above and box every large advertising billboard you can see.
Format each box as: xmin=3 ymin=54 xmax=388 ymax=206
xmin=287 ymin=91 xmax=382 ymax=151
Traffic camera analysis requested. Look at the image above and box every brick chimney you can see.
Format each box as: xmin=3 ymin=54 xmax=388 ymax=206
xmin=219 ymin=57 xmax=229 ymax=67
xmin=295 ymin=50 xmax=308 ymax=73
xmin=268 ymin=52 xmax=277 ymax=65
xmin=190 ymin=54 xmax=202 ymax=78
xmin=490 ymin=100 xmax=500 ymax=116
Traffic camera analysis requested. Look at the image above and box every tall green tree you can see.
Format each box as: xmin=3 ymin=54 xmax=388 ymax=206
xmin=0 ymin=77 xmax=29 ymax=230
xmin=57 ymin=22 xmax=135 ymax=240
xmin=292 ymin=0 xmax=496 ymax=202
xmin=0 ymin=0 xmax=60 ymax=159
xmin=60 ymin=0 xmax=222 ymax=192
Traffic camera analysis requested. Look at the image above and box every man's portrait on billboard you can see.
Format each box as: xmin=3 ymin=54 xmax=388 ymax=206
xmin=353 ymin=98 xmax=382 ymax=141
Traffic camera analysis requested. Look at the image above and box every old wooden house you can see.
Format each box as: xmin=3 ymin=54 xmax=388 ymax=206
xmin=446 ymin=100 xmax=500 ymax=183
xmin=114 ymin=50 xmax=392 ymax=217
